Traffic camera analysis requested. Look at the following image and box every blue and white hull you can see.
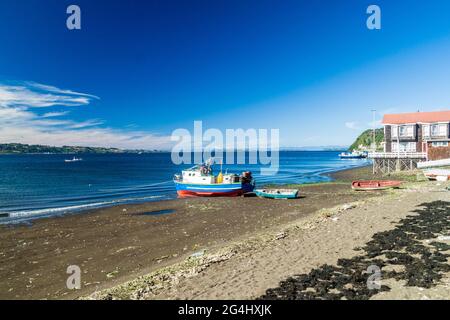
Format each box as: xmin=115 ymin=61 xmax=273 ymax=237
xmin=174 ymin=181 xmax=254 ymax=197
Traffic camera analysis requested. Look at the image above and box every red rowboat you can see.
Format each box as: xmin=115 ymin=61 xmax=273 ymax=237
xmin=423 ymin=169 xmax=450 ymax=181
xmin=351 ymin=180 xmax=402 ymax=191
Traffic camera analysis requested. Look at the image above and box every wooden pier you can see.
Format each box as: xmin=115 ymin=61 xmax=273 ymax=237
xmin=368 ymin=152 xmax=427 ymax=174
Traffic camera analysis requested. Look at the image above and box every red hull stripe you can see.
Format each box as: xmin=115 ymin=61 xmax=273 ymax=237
xmin=177 ymin=190 xmax=243 ymax=197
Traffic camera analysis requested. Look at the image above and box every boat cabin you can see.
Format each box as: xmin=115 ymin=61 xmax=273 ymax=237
xmin=180 ymin=164 xmax=240 ymax=185
xmin=182 ymin=169 xmax=215 ymax=184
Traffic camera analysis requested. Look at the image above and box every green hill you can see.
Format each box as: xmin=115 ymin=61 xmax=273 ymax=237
xmin=349 ymin=128 xmax=384 ymax=151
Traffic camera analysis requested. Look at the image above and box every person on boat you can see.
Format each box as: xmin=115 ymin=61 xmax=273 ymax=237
xmin=200 ymin=163 xmax=212 ymax=175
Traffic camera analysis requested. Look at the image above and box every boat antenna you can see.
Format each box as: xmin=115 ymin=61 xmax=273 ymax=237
xmin=220 ymin=158 xmax=223 ymax=173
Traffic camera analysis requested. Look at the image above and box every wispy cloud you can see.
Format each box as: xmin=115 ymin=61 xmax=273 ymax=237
xmin=67 ymin=119 xmax=104 ymax=129
xmin=367 ymin=119 xmax=382 ymax=128
xmin=0 ymin=81 xmax=99 ymax=108
xmin=41 ymin=111 xmax=70 ymax=118
xmin=24 ymin=82 xmax=99 ymax=99
xmin=0 ymin=81 xmax=172 ymax=149
xmin=344 ymin=121 xmax=361 ymax=130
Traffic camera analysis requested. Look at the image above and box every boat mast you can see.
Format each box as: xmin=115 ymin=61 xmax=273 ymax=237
xmin=371 ymin=109 xmax=376 ymax=152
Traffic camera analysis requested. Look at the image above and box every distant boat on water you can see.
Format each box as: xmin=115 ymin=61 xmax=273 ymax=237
xmin=64 ymin=157 xmax=83 ymax=163
xmin=173 ymin=159 xmax=255 ymax=197
xmin=339 ymin=151 xmax=368 ymax=159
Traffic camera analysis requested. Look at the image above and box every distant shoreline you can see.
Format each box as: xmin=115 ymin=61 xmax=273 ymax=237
xmin=0 ymin=151 xmax=168 ymax=155
xmin=0 ymin=142 xmax=350 ymax=155
xmin=0 ymin=143 xmax=166 ymax=155
xmin=0 ymin=149 xmax=348 ymax=155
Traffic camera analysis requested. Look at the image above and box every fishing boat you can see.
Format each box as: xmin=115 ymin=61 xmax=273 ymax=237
xmin=423 ymin=169 xmax=450 ymax=181
xmin=64 ymin=157 xmax=83 ymax=163
xmin=173 ymin=159 xmax=255 ymax=197
xmin=339 ymin=151 xmax=368 ymax=159
xmin=255 ymin=189 xmax=299 ymax=199
xmin=351 ymin=180 xmax=402 ymax=191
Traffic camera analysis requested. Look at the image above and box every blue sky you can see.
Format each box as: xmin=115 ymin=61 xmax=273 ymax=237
xmin=1 ymin=0 xmax=450 ymax=149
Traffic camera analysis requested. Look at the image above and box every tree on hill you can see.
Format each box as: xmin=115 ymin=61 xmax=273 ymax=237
xmin=349 ymin=128 xmax=384 ymax=151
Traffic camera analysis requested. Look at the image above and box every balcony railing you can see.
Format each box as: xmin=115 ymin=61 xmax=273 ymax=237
xmin=391 ymin=134 xmax=415 ymax=139
xmin=368 ymin=152 xmax=427 ymax=159
xmin=391 ymin=135 xmax=417 ymax=141
xmin=423 ymin=134 xmax=448 ymax=140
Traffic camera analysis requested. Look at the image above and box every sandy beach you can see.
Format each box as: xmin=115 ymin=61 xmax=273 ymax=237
xmin=1 ymin=166 xmax=449 ymax=300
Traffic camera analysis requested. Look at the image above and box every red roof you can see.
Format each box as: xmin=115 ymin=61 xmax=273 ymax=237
xmin=382 ymin=110 xmax=450 ymax=124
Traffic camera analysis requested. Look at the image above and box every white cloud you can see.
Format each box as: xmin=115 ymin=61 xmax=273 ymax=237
xmin=0 ymin=106 xmax=34 ymax=122
xmin=42 ymin=111 xmax=70 ymax=118
xmin=0 ymin=126 xmax=172 ymax=149
xmin=345 ymin=121 xmax=360 ymax=130
xmin=24 ymin=82 xmax=99 ymax=99
xmin=0 ymin=81 xmax=173 ymax=150
xmin=0 ymin=81 xmax=98 ymax=108
xmin=367 ymin=119 xmax=382 ymax=128
xmin=68 ymin=119 xmax=105 ymax=129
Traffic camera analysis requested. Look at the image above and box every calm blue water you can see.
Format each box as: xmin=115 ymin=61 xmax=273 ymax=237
xmin=0 ymin=151 xmax=369 ymax=224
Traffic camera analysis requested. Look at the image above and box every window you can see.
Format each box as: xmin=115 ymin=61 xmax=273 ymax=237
xmin=392 ymin=142 xmax=416 ymax=152
xmin=432 ymin=141 xmax=449 ymax=147
xmin=394 ymin=125 xmax=414 ymax=138
xmin=439 ymin=124 xmax=447 ymax=136
xmin=429 ymin=123 xmax=449 ymax=137
xmin=406 ymin=142 xmax=416 ymax=152
xmin=390 ymin=125 xmax=416 ymax=138
xmin=422 ymin=124 xmax=430 ymax=137
xmin=391 ymin=125 xmax=398 ymax=138
xmin=431 ymin=124 xmax=440 ymax=136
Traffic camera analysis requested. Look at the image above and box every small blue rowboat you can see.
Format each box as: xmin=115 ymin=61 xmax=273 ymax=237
xmin=255 ymin=189 xmax=299 ymax=199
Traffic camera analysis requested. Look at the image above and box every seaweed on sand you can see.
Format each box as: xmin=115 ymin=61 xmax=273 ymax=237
xmin=259 ymin=201 xmax=450 ymax=300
